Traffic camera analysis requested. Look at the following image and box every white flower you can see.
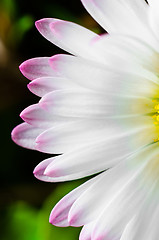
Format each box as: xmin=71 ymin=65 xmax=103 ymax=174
xmin=12 ymin=0 xmax=159 ymax=239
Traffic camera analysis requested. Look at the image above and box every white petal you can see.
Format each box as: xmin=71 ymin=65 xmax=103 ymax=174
xmin=39 ymin=88 xmax=158 ymax=120
xmin=67 ymin=159 xmax=137 ymax=227
xmin=39 ymin=89 xmax=110 ymax=118
xmin=34 ymin=125 xmax=156 ymax=181
xmin=121 ymin=185 xmax=159 ymax=240
xmin=67 ymin=144 xmax=157 ymax=227
xmin=81 ymin=0 xmax=149 ymax=36
xmin=27 ymin=76 xmax=81 ymax=97
xmin=48 ymin=174 xmax=101 ymax=227
xmin=11 ymin=122 xmax=43 ymax=150
xmin=49 ymin=54 xmax=159 ymax=96
xmin=91 ymin=34 xmax=159 ymax=78
xmin=35 ymin=18 xmax=98 ymax=57
xmin=20 ymin=104 xmax=76 ymax=128
xmin=35 ymin=119 xmax=155 ymax=154
xmin=79 ymin=222 xmax=94 ymax=240
xmin=19 ymin=57 xmax=57 ymax=80
xmin=33 ymin=158 xmax=56 ymax=182
xmin=91 ymin=145 xmax=159 ymax=240
xmin=35 ymin=120 xmax=113 ymax=153
xmin=148 ymin=0 xmax=159 ymax=41
xmin=91 ymin=182 xmax=143 ymax=240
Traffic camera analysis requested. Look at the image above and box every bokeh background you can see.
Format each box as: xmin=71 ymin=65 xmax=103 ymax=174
xmin=0 ymin=0 xmax=101 ymax=239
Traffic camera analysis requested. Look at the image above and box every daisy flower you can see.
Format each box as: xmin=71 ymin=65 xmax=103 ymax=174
xmin=12 ymin=0 xmax=159 ymax=239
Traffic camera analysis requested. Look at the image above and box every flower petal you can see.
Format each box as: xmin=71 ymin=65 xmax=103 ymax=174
xmin=11 ymin=122 xmax=43 ymax=150
xmin=33 ymin=158 xmax=56 ymax=182
xmin=91 ymin=182 xmax=143 ymax=240
xmin=45 ymin=144 xmax=158 ymax=233
xmin=34 ymin=124 xmax=156 ymax=181
xmin=19 ymin=57 xmax=57 ymax=80
xmin=148 ymin=0 xmax=159 ymax=41
xmin=92 ymin=34 xmax=159 ymax=77
xmin=81 ymin=0 xmax=149 ymax=36
xmin=91 ymin=146 xmax=159 ymax=240
xmin=67 ymin=160 xmax=137 ymax=227
xmin=39 ymin=89 xmax=110 ymax=118
xmin=49 ymin=175 xmax=101 ymax=227
xmin=79 ymin=223 xmax=94 ymax=240
xmin=49 ymin=54 xmax=159 ymax=96
xmin=27 ymin=76 xmax=81 ymax=97
xmin=121 ymin=199 xmax=159 ymax=240
xmin=35 ymin=120 xmax=116 ymax=154
xmin=39 ymin=88 xmax=157 ymax=120
xmin=35 ymin=119 xmax=155 ymax=154
xmin=67 ymin=144 xmax=157 ymax=227
xmin=20 ymin=104 xmax=76 ymax=128
xmin=35 ymin=18 xmax=98 ymax=57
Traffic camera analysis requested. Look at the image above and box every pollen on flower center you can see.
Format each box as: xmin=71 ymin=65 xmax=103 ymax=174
xmin=152 ymin=99 xmax=159 ymax=142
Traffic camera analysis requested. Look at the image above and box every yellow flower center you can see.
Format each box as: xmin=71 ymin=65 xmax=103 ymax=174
xmin=152 ymin=98 xmax=159 ymax=142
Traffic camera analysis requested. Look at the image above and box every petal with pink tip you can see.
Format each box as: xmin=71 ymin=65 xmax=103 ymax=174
xmin=35 ymin=18 xmax=98 ymax=57
xmin=20 ymin=104 xmax=54 ymax=128
xmin=39 ymin=88 xmax=157 ymax=119
xmin=11 ymin=122 xmax=43 ymax=150
xmin=19 ymin=57 xmax=57 ymax=80
xmin=20 ymin=104 xmax=76 ymax=128
xmin=91 ymin=147 xmax=159 ymax=240
xmin=35 ymin=119 xmax=155 ymax=155
xmin=49 ymin=175 xmax=100 ymax=227
xmin=35 ymin=120 xmax=115 ymax=154
xmin=39 ymin=89 xmax=111 ymax=118
xmin=67 ymin=144 xmax=157 ymax=227
xmin=27 ymin=76 xmax=81 ymax=97
xmin=33 ymin=158 xmax=55 ymax=182
xmin=79 ymin=223 xmax=94 ymax=240
xmin=91 ymin=182 xmax=143 ymax=239
xmin=35 ymin=18 xmax=61 ymax=44
xmin=49 ymin=54 xmax=158 ymax=97
xmin=35 ymin=126 xmax=156 ymax=181
xmin=68 ymin=162 xmax=135 ymax=227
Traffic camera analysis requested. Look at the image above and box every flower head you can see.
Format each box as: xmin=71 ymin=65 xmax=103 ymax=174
xmin=12 ymin=0 xmax=159 ymax=239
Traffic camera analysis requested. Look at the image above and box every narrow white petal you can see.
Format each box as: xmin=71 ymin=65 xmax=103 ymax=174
xmin=67 ymin=159 xmax=138 ymax=227
xmin=35 ymin=18 xmax=98 ymax=57
xmin=91 ymin=146 xmax=159 ymax=240
xmin=92 ymin=34 xmax=159 ymax=78
xmin=79 ymin=222 xmax=94 ymax=240
xmin=20 ymin=104 xmax=77 ymax=128
xmin=11 ymin=122 xmax=43 ymax=150
xmin=67 ymin=144 xmax=157 ymax=227
xmin=121 ymin=185 xmax=159 ymax=240
xmin=33 ymin=158 xmax=56 ymax=182
xmin=39 ymin=89 xmax=111 ymax=118
xmin=81 ymin=0 xmax=148 ymax=35
xmin=35 ymin=120 xmax=114 ymax=153
xmin=49 ymin=54 xmax=159 ymax=96
xmin=19 ymin=57 xmax=57 ymax=80
xmin=35 ymin=119 xmax=156 ymax=154
xmin=39 ymin=88 xmax=158 ymax=120
xmin=27 ymin=76 xmax=81 ymax=97
xmin=48 ymin=174 xmax=101 ymax=227
xmin=148 ymin=0 xmax=159 ymax=41
xmin=34 ymin=125 xmax=156 ymax=180
xmin=91 ymin=183 xmax=143 ymax=240
xmin=81 ymin=0 xmax=159 ymax=49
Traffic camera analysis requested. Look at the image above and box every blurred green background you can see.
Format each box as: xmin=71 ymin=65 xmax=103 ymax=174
xmin=0 ymin=0 xmax=100 ymax=239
